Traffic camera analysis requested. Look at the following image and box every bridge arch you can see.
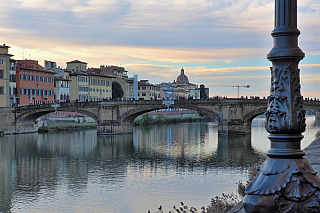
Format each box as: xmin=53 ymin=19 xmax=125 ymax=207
xmin=119 ymin=105 xmax=221 ymax=124
xmin=242 ymin=106 xmax=268 ymax=123
xmin=15 ymin=105 xmax=99 ymax=125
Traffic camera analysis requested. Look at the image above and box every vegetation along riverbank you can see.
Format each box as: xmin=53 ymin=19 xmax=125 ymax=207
xmin=38 ymin=122 xmax=97 ymax=133
xmin=134 ymin=113 xmax=211 ymax=125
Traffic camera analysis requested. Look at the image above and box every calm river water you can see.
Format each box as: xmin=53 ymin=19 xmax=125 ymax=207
xmin=0 ymin=116 xmax=319 ymax=213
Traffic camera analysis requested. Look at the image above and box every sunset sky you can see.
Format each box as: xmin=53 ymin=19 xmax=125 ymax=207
xmin=1 ymin=0 xmax=320 ymax=98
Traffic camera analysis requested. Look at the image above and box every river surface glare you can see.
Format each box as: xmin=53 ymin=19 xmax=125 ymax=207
xmin=0 ymin=116 xmax=319 ymax=213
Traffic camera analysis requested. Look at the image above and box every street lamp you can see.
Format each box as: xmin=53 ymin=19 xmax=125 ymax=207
xmin=243 ymin=0 xmax=320 ymax=212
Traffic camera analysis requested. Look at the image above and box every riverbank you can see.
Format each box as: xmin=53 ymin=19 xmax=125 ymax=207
xmin=38 ymin=122 xmax=97 ymax=133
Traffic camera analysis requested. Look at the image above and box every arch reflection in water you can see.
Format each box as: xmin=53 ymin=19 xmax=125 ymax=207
xmin=133 ymin=123 xmax=265 ymax=170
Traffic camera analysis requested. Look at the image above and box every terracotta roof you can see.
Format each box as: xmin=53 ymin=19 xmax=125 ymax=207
xmin=54 ymin=76 xmax=71 ymax=81
xmin=68 ymin=71 xmax=89 ymax=76
xmin=17 ymin=66 xmax=57 ymax=74
xmin=87 ymin=72 xmax=116 ymax=78
xmin=66 ymin=60 xmax=87 ymax=64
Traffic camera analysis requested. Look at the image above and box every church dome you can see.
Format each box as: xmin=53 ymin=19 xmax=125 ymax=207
xmin=176 ymin=68 xmax=189 ymax=85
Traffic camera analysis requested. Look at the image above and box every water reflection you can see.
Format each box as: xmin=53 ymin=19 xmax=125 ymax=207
xmin=216 ymin=135 xmax=265 ymax=166
xmin=0 ymin=123 xmax=270 ymax=212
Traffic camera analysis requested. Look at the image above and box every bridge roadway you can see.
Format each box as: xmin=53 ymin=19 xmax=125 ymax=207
xmin=1 ymin=98 xmax=320 ymax=135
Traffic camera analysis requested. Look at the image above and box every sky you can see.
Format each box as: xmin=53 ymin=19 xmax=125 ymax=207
xmin=1 ymin=0 xmax=320 ymax=98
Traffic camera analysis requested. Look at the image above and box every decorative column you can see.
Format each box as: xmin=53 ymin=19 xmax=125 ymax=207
xmin=243 ymin=0 xmax=320 ymax=212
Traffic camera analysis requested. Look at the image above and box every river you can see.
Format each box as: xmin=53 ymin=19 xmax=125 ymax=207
xmin=0 ymin=116 xmax=319 ymax=212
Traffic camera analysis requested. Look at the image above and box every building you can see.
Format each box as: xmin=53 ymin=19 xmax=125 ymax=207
xmin=88 ymin=65 xmax=129 ymax=98
xmin=170 ymin=67 xmax=203 ymax=99
xmin=138 ymin=80 xmax=160 ymax=100
xmin=125 ymin=75 xmax=138 ymax=100
xmin=89 ymin=65 xmax=128 ymax=79
xmin=16 ymin=60 xmax=55 ymax=105
xmin=88 ymin=73 xmax=114 ymax=101
xmin=66 ymin=60 xmax=87 ymax=72
xmin=8 ymin=58 xmax=17 ymax=106
xmin=66 ymin=70 xmax=89 ymax=102
xmin=160 ymin=82 xmax=174 ymax=100
xmin=176 ymin=67 xmax=189 ymax=85
xmin=0 ymin=44 xmax=15 ymax=107
xmin=45 ymin=60 xmax=71 ymax=103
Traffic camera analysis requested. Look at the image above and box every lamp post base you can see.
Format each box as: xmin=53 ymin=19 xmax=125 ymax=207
xmin=243 ymin=157 xmax=320 ymax=212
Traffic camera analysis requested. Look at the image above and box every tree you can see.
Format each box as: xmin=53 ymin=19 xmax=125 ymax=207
xmin=112 ymin=81 xmax=124 ymax=99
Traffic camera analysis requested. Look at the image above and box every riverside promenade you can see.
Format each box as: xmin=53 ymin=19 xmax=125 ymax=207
xmin=228 ymin=136 xmax=320 ymax=213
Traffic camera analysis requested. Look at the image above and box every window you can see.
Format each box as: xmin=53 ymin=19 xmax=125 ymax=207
xmin=10 ymin=62 xmax=15 ymax=70
xmin=30 ymin=86 xmax=33 ymax=95
xmin=20 ymin=72 xmax=24 ymax=80
xmin=0 ymin=70 xmax=3 ymax=78
xmin=25 ymin=73 xmax=29 ymax=81
xmin=39 ymin=74 xmax=41 ymax=81
xmin=142 ymin=93 xmax=146 ymax=96
xmin=0 ymin=86 xmax=3 ymax=95
xmin=9 ymin=74 xmax=16 ymax=82
xmin=42 ymin=74 xmax=45 ymax=82
xmin=0 ymin=59 xmax=3 ymax=64
xmin=46 ymin=74 xmax=49 ymax=82
xmin=50 ymin=76 xmax=53 ymax=82
xmin=25 ymin=86 xmax=28 ymax=95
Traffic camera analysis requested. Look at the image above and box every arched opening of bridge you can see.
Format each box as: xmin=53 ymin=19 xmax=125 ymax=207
xmin=133 ymin=108 xmax=218 ymax=126
xmin=36 ymin=111 xmax=97 ymax=132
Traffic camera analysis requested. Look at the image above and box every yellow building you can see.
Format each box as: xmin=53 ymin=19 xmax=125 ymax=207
xmin=67 ymin=71 xmax=89 ymax=102
xmin=0 ymin=44 xmax=14 ymax=107
xmin=88 ymin=73 xmax=114 ymax=101
xmin=66 ymin=60 xmax=87 ymax=72
xmin=138 ymin=80 xmax=160 ymax=100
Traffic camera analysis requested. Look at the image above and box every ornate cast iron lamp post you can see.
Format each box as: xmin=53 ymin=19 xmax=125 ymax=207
xmin=243 ymin=0 xmax=320 ymax=212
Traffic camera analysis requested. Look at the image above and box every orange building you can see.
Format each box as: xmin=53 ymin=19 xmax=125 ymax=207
xmin=16 ymin=60 xmax=56 ymax=106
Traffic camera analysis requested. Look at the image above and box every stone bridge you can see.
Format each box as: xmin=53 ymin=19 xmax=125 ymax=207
xmin=1 ymin=98 xmax=320 ymax=135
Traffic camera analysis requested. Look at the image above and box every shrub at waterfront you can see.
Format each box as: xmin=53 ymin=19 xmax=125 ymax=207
xmin=38 ymin=122 xmax=96 ymax=132
xmin=134 ymin=113 xmax=206 ymax=125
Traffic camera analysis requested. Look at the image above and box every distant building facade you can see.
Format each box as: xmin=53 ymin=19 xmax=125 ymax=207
xmin=138 ymin=80 xmax=160 ymax=100
xmin=16 ymin=60 xmax=55 ymax=105
xmin=45 ymin=60 xmax=71 ymax=103
xmin=66 ymin=60 xmax=87 ymax=72
xmin=0 ymin=44 xmax=15 ymax=107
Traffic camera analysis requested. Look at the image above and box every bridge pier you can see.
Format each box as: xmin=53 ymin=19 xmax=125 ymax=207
xmin=14 ymin=123 xmax=38 ymax=134
xmin=218 ymin=120 xmax=251 ymax=135
xmin=97 ymin=122 xmax=133 ymax=135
